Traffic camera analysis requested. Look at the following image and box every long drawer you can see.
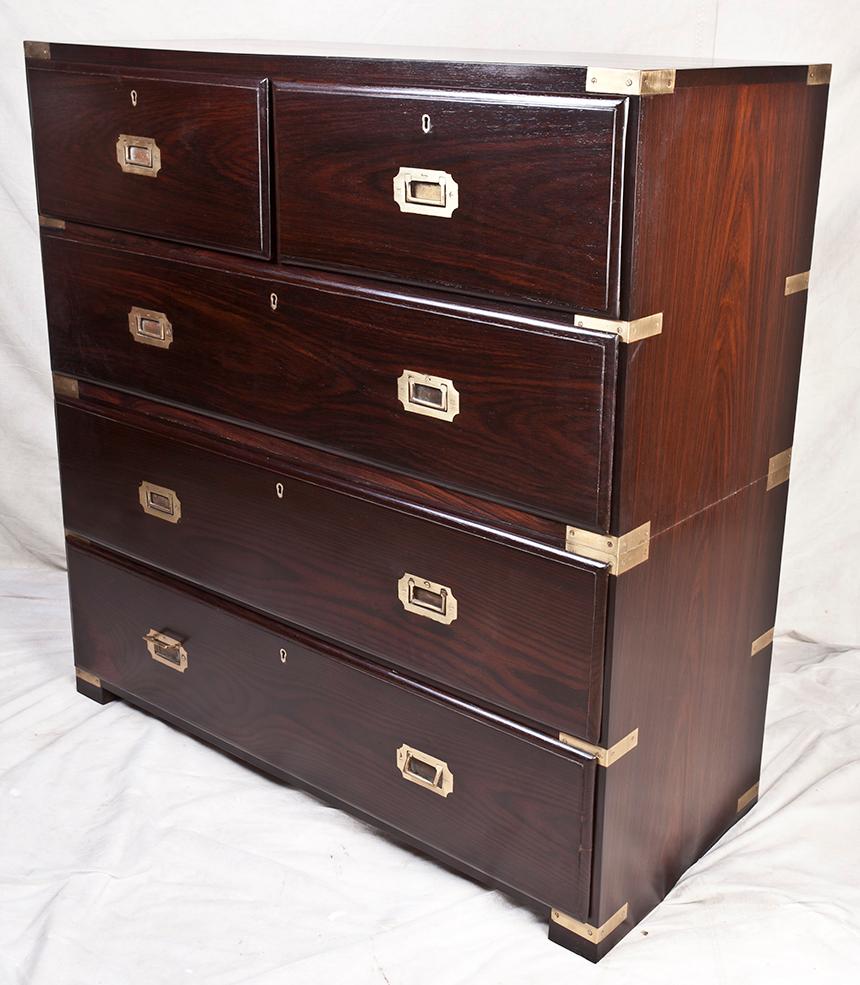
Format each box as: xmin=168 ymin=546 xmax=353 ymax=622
xmin=67 ymin=542 xmax=596 ymax=918
xmin=43 ymin=230 xmax=618 ymax=529
xmin=56 ymin=400 xmax=608 ymax=741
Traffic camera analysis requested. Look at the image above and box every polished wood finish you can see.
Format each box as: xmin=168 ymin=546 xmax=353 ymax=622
xmin=27 ymin=64 xmax=270 ymax=258
xmin=274 ymin=83 xmax=625 ymax=313
xmin=67 ymin=540 xmax=596 ymax=918
xmin=42 ymin=228 xmax=618 ymax=528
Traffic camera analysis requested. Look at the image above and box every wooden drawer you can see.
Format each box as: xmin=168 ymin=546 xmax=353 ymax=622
xmin=274 ymin=83 xmax=626 ymax=313
xmin=43 ymin=231 xmax=618 ymax=529
xmin=27 ymin=65 xmax=270 ymax=257
xmin=56 ymin=401 xmax=608 ymax=741
xmin=68 ymin=542 xmax=596 ymax=918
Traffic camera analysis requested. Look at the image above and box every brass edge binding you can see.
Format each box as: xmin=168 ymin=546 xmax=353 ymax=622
xmin=586 ymin=67 xmax=675 ymax=96
xmin=573 ymin=312 xmax=663 ymax=344
xmin=766 ymin=448 xmax=792 ymax=490
xmin=784 ymin=270 xmax=810 ymax=295
xmin=737 ymin=782 xmax=759 ymax=813
xmin=75 ymin=667 xmax=101 ymax=688
xmin=39 ymin=215 xmax=65 ymax=230
xmin=551 ymin=903 xmax=629 ymax=944
xmin=558 ymin=728 xmax=639 ymax=768
xmin=751 ymin=628 xmax=775 ymax=656
xmin=565 ymin=522 xmax=651 ymax=575
xmin=807 ymin=64 xmax=832 ymax=86
xmin=24 ymin=41 xmax=51 ymax=60
xmin=52 ymin=374 xmax=79 ymax=400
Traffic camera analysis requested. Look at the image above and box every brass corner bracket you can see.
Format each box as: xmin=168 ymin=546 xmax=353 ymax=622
xmin=807 ymin=64 xmax=831 ymax=86
xmin=573 ymin=312 xmax=663 ymax=344
xmin=559 ymin=728 xmax=639 ymax=768
xmin=586 ymin=67 xmax=675 ymax=96
xmin=737 ymin=782 xmax=759 ymax=813
xmin=551 ymin=903 xmax=629 ymax=944
xmin=52 ymin=373 xmax=79 ymax=400
xmin=766 ymin=448 xmax=792 ymax=490
xmin=785 ymin=271 xmax=810 ymax=296
xmin=751 ymin=627 xmax=775 ymax=657
xmin=39 ymin=215 xmax=65 ymax=230
xmin=75 ymin=666 xmax=101 ymax=688
xmin=24 ymin=41 xmax=51 ymax=60
xmin=565 ymin=522 xmax=651 ymax=575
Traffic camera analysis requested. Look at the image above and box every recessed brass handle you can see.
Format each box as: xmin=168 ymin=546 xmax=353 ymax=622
xmin=139 ymin=480 xmax=181 ymax=523
xmin=393 ymin=167 xmax=459 ymax=217
xmin=128 ymin=306 xmax=173 ymax=348
xmin=397 ymin=573 xmax=458 ymax=625
xmin=396 ymin=744 xmax=453 ymax=797
xmin=397 ymin=370 xmax=460 ymax=422
xmin=144 ymin=629 xmax=188 ymax=672
xmin=116 ymin=134 xmax=161 ymax=176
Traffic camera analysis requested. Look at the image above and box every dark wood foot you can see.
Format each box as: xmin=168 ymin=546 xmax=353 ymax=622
xmin=548 ymin=905 xmax=631 ymax=962
xmin=75 ymin=666 xmax=115 ymax=705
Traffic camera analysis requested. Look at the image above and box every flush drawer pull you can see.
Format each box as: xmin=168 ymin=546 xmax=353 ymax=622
xmin=397 ymin=370 xmax=460 ymax=422
xmin=396 ymin=744 xmax=453 ymax=797
xmin=128 ymin=306 xmax=173 ymax=348
xmin=393 ymin=167 xmax=459 ymax=217
xmin=138 ymin=480 xmax=182 ymax=523
xmin=116 ymin=134 xmax=162 ymax=177
xmin=397 ymin=573 xmax=458 ymax=625
xmin=144 ymin=629 xmax=188 ymax=672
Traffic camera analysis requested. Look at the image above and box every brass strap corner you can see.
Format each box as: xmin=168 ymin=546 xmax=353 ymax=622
xmin=565 ymin=522 xmax=651 ymax=575
xmin=75 ymin=666 xmax=101 ymax=688
xmin=586 ymin=67 xmax=675 ymax=96
xmin=39 ymin=215 xmax=65 ymax=230
xmin=559 ymin=728 xmax=639 ymax=768
xmin=551 ymin=903 xmax=629 ymax=944
xmin=751 ymin=628 xmax=775 ymax=657
xmin=573 ymin=312 xmax=663 ymax=344
xmin=737 ymin=782 xmax=759 ymax=813
xmin=806 ymin=64 xmax=831 ymax=86
xmin=52 ymin=374 xmax=79 ymax=400
xmin=24 ymin=41 xmax=51 ymax=60
xmin=784 ymin=271 xmax=810 ymax=296
xmin=766 ymin=448 xmax=792 ymax=490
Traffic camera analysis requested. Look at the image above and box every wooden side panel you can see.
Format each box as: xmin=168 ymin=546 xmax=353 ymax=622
xmin=615 ymin=81 xmax=828 ymax=534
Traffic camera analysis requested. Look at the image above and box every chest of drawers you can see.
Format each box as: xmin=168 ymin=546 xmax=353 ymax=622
xmin=25 ymin=40 xmax=829 ymax=961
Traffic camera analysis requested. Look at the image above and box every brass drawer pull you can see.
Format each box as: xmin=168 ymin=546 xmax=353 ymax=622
xmin=397 ymin=573 xmax=458 ymax=625
xmin=116 ymin=134 xmax=162 ymax=177
xmin=396 ymin=744 xmax=453 ymax=797
xmin=144 ymin=629 xmax=188 ymax=672
xmin=128 ymin=306 xmax=173 ymax=348
xmin=139 ymin=480 xmax=182 ymax=523
xmin=397 ymin=370 xmax=460 ymax=422
xmin=393 ymin=167 xmax=459 ymax=217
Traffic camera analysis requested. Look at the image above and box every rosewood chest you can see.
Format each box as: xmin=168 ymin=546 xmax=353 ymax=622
xmin=24 ymin=40 xmax=829 ymax=961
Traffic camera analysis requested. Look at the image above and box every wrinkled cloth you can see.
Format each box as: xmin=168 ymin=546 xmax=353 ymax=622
xmin=0 ymin=568 xmax=858 ymax=984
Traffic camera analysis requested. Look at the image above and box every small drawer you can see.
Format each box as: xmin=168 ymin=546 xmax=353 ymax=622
xmin=67 ymin=542 xmax=596 ymax=919
xmin=27 ymin=65 xmax=270 ymax=257
xmin=274 ymin=83 xmax=626 ymax=313
xmin=56 ymin=402 xmax=609 ymax=741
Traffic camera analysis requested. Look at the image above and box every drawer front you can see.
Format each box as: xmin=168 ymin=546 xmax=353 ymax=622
xmin=67 ymin=543 xmax=596 ymax=916
xmin=28 ymin=66 xmax=270 ymax=257
xmin=274 ymin=83 xmax=626 ymax=313
xmin=57 ymin=403 xmax=608 ymax=741
xmin=43 ymin=234 xmax=616 ymax=528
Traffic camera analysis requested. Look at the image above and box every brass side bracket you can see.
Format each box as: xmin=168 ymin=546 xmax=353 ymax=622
xmin=39 ymin=215 xmax=65 ymax=230
xmin=24 ymin=41 xmax=51 ymax=60
xmin=573 ymin=312 xmax=663 ymax=344
xmin=766 ymin=448 xmax=792 ymax=490
xmin=558 ymin=728 xmax=639 ymax=768
xmin=75 ymin=666 xmax=101 ymax=688
xmin=737 ymin=782 xmax=759 ymax=813
xmin=586 ymin=67 xmax=675 ymax=95
xmin=751 ymin=628 xmax=775 ymax=657
xmin=551 ymin=903 xmax=629 ymax=944
xmin=565 ymin=522 xmax=651 ymax=575
xmin=807 ymin=64 xmax=831 ymax=86
xmin=785 ymin=271 xmax=810 ymax=295
xmin=52 ymin=373 xmax=79 ymax=400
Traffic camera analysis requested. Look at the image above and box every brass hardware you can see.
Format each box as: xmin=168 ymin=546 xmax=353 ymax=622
xmin=565 ymin=522 xmax=651 ymax=575
xmin=397 ymin=573 xmax=458 ymax=625
xmin=39 ymin=215 xmax=65 ymax=230
xmin=275 ymin=482 xmax=284 ymax=499
xmin=52 ymin=374 xmax=79 ymax=400
xmin=397 ymin=370 xmax=460 ymax=422
xmin=270 ymin=292 xmax=278 ymax=311
xmin=75 ymin=666 xmax=101 ymax=688
xmin=558 ymin=728 xmax=639 ymax=768
xmin=784 ymin=270 xmax=810 ymax=296
xmin=139 ymin=481 xmax=182 ymax=523
xmin=393 ymin=167 xmax=459 ymax=218
xmin=766 ymin=448 xmax=792 ymax=490
xmin=737 ymin=782 xmax=759 ymax=812
xmin=551 ymin=903 xmax=629 ymax=944
xmin=396 ymin=744 xmax=454 ymax=797
xmin=586 ymin=67 xmax=675 ymax=95
xmin=128 ymin=306 xmax=173 ymax=348
xmin=751 ymin=628 xmax=775 ymax=657
xmin=573 ymin=312 xmax=663 ymax=344
xmin=116 ymin=134 xmax=162 ymax=177
xmin=24 ymin=41 xmax=51 ymax=60
xmin=807 ymin=64 xmax=832 ymax=86
xmin=130 ymin=89 xmax=138 ymax=107
xmin=279 ymin=648 xmax=288 ymax=664
xmin=144 ymin=629 xmax=188 ymax=672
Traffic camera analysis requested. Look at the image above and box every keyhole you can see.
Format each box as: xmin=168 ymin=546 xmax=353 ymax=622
xmin=279 ymin=648 xmax=288 ymax=664
xmin=270 ymin=292 xmax=278 ymax=311
xmin=275 ymin=482 xmax=284 ymax=499
xmin=130 ymin=89 xmax=138 ymax=107
xmin=421 ymin=113 xmax=432 ymax=134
